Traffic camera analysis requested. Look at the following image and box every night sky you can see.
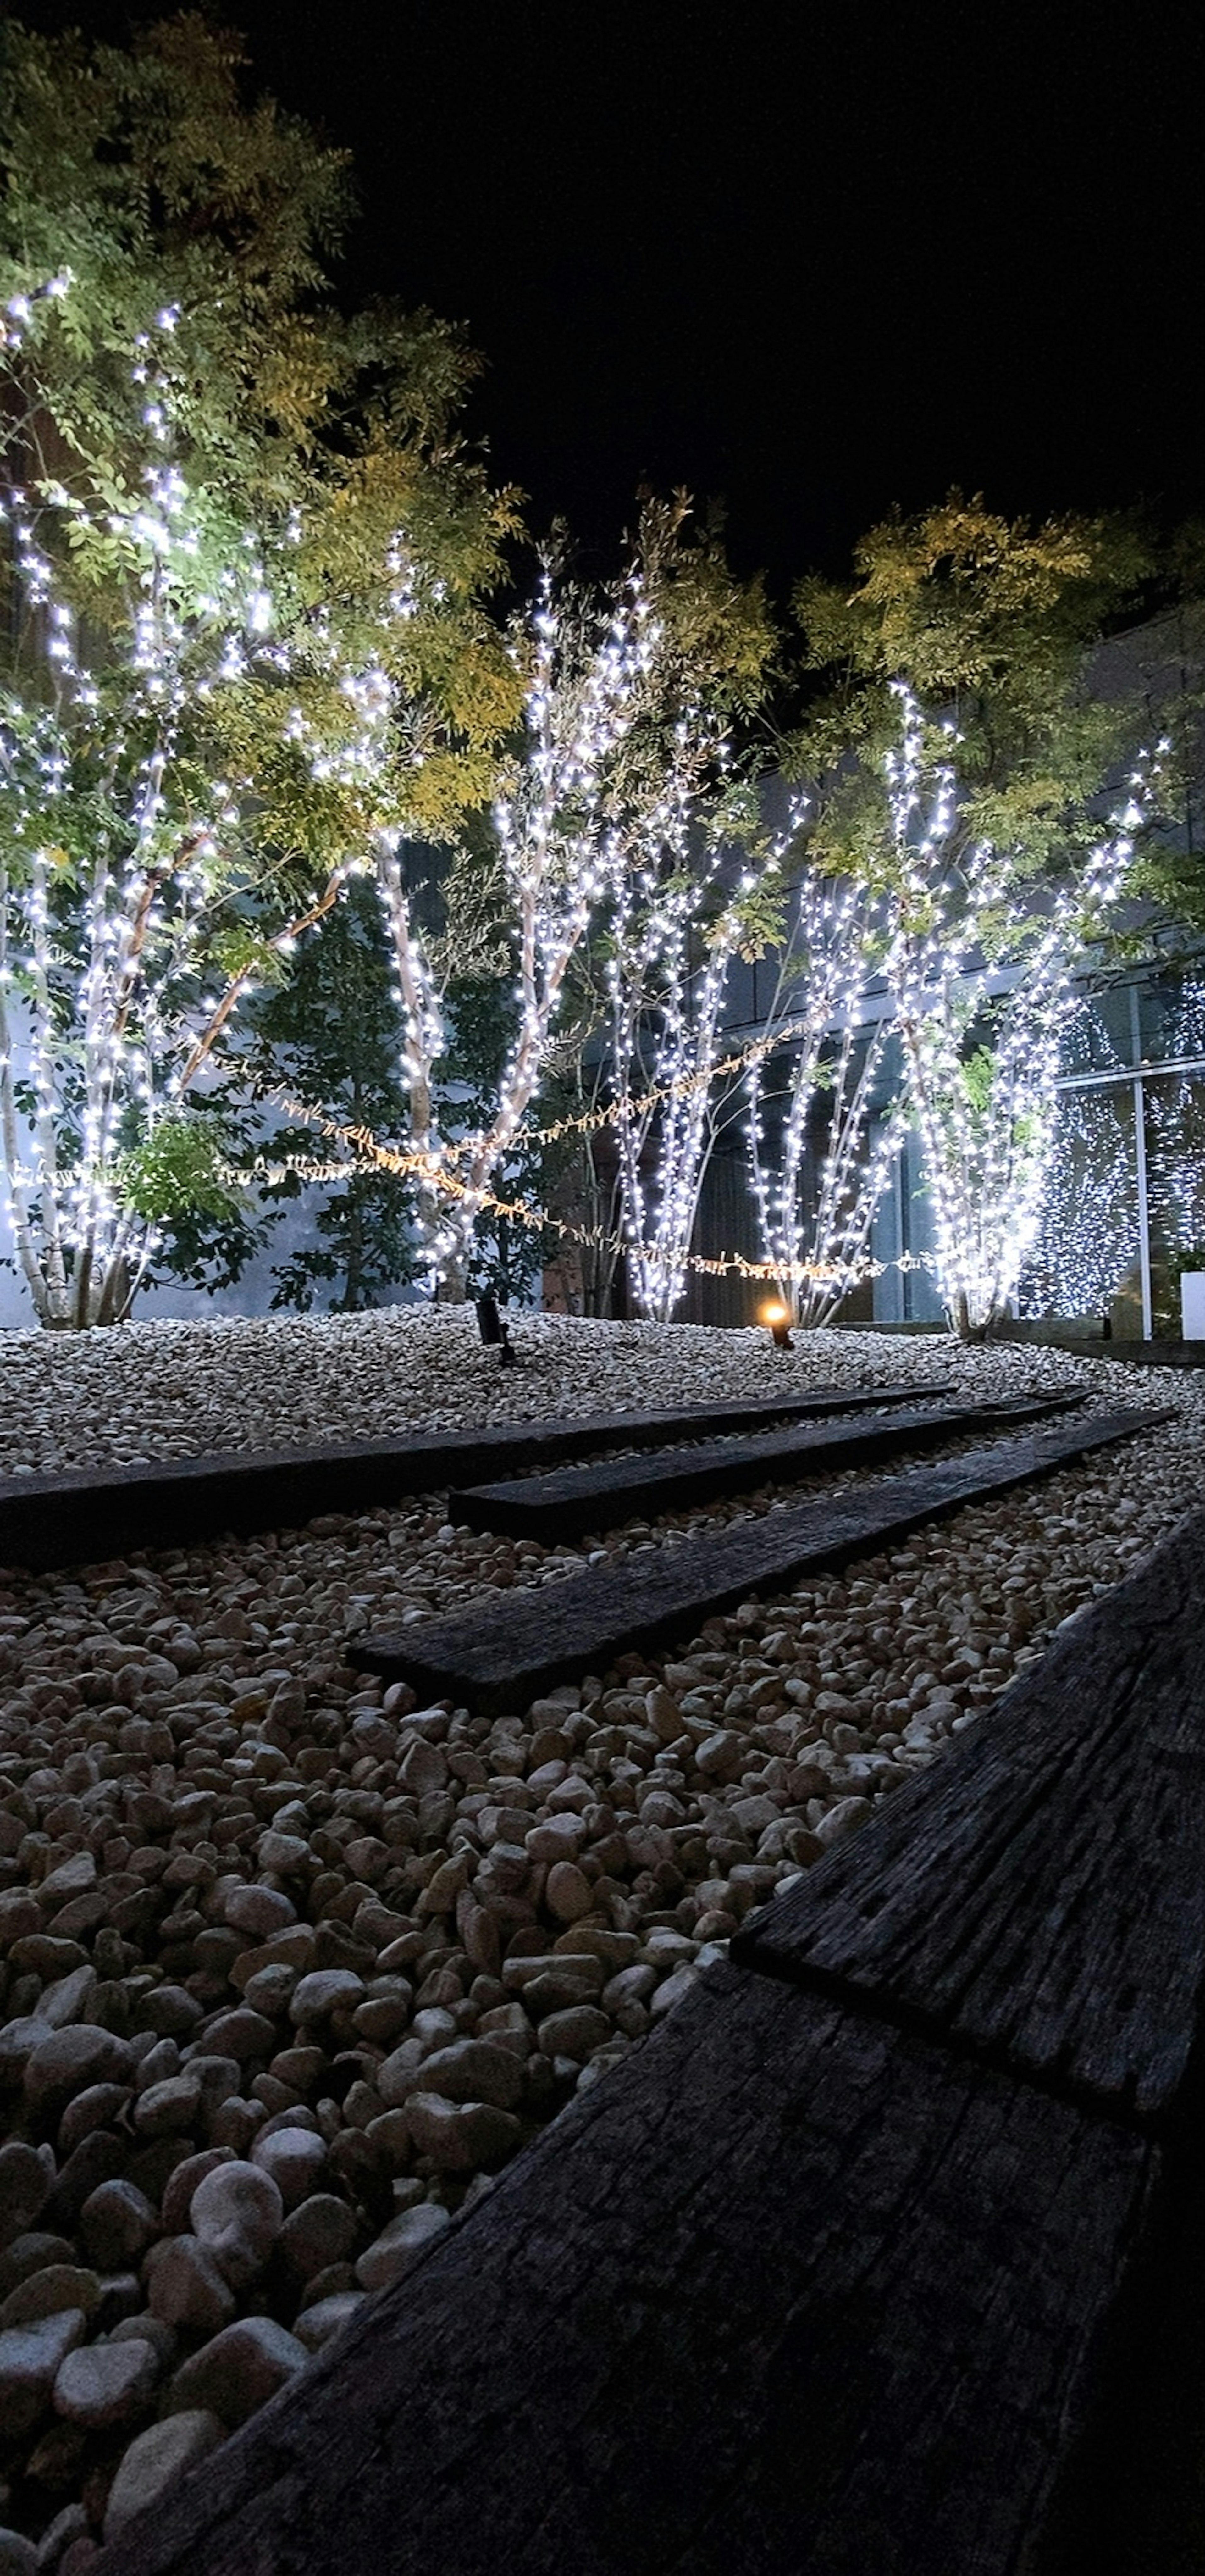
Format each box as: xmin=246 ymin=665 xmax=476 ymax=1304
xmin=7 ymin=0 xmax=1205 ymax=593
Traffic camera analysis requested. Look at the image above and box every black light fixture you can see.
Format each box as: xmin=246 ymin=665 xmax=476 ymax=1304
xmin=476 ymin=1292 xmax=515 ymax=1367
xmin=760 ymin=1298 xmax=793 ymax=1351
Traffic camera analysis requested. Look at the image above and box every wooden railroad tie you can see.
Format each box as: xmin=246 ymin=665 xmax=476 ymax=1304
xmin=0 ymin=1379 xmax=951 ymax=1573
xmin=353 ymin=1406 xmax=1163 ymax=1713
xmin=446 ymin=1390 xmax=1085 ymax=1541
xmin=97 ymin=1499 xmax=1205 ymax=2576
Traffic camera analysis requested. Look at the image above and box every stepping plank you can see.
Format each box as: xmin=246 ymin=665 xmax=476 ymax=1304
xmin=93 ymin=1963 xmax=1154 ymax=2576
xmin=351 ymin=1407 xmax=1166 ymax=1713
xmin=448 ymin=1391 xmax=1082 ymax=1540
xmin=0 ymin=1379 xmax=951 ymax=1574
xmin=733 ymin=1502 xmax=1205 ymax=2120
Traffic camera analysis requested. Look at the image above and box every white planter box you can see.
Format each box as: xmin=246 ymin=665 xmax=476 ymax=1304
xmin=1180 ymin=1272 xmax=1205 ymax=1340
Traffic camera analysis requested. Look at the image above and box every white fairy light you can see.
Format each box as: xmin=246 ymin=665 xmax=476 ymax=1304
xmin=881 ymin=684 xmax=1164 ymax=1338
xmin=0 ymin=282 xmax=356 ymax=1328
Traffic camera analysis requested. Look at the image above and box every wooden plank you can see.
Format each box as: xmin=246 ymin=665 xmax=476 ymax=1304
xmin=0 ymin=1381 xmax=951 ymax=1574
xmin=352 ymin=1408 xmax=1168 ymax=1713
xmin=93 ymin=1965 xmax=1156 ymax=2576
xmin=448 ymin=1392 xmax=1082 ymax=1540
xmin=734 ymin=1505 xmax=1205 ymax=2120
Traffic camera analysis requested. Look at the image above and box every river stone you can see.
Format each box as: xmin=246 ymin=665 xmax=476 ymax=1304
xmin=134 ymin=1985 xmax=202 ymax=2040
xmin=0 ymin=2233 xmax=77 ymax=2302
xmin=161 ymin=2150 xmax=236 ymax=2238
xmin=292 ymin=2290 xmax=365 ymax=2351
xmin=37 ymin=1852 xmax=96 ymax=1910
xmin=524 ymin=1814 xmax=588 ymax=1867
xmin=190 ymin=2160 xmax=283 ymax=2285
xmin=0 ymin=2140 xmax=50 ymax=2237
xmin=36 ymin=1966 xmax=99 ymax=2030
xmin=289 ymin=1970 xmax=366 ymax=2026
xmin=0 ymin=2017 xmax=55 ymax=2089
xmin=375 ymin=2038 xmax=428 ymax=2109
xmin=354 ymin=2201 xmax=452 ymax=2292
xmin=23 ymin=2026 xmax=132 ymax=2123
xmin=103 ymin=2410 xmax=226 ymax=2540
xmin=277 ymin=2194 xmax=358 ymax=2284
xmin=53 ymin=2334 xmax=160 ymax=2429
xmin=241 ymin=1964 xmax=297 ymax=2020
xmin=250 ymin=2127 xmax=327 ymax=2209
xmin=168 ymin=2315 xmax=306 ymax=2426
xmin=648 ymin=1963 xmax=700 ymax=2018
xmin=223 ymin=1885 xmax=296 ymax=1939
xmin=409 ymin=2038 xmax=525 ymax=2112
xmin=537 ymin=2005 xmax=612 ymax=2060
xmin=192 ymin=2008 xmax=276 ymax=2064
xmin=79 ymin=2180 xmax=160 ymax=2272
xmin=813 ymin=1794 xmax=873 ymax=1849
xmin=0 ymin=2266 xmax=100 ymax=2331
xmin=144 ymin=2236 xmax=237 ymax=2336
xmin=58 ymin=2083 xmax=132 ymax=2158
xmin=404 ymin=2094 xmax=522 ymax=2173
xmin=0 ymin=2531 xmax=36 ymax=2574
xmin=131 ymin=2073 xmax=202 ymax=2137
xmin=0 ymin=2308 xmax=86 ymax=2439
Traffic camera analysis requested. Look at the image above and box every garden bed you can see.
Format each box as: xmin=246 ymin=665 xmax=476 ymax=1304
xmin=1 ymin=1313 xmax=1204 ymax=2567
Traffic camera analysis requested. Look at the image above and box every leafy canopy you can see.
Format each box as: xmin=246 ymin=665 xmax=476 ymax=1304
xmin=788 ymin=491 xmax=1153 ymax=897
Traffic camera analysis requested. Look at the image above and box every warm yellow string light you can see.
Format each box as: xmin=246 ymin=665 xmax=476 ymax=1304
xmin=226 ymin=1112 xmax=936 ymax=1290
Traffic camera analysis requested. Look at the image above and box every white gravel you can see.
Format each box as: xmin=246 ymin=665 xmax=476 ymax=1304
xmin=0 ymin=1310 xmax=1203 ymax=2563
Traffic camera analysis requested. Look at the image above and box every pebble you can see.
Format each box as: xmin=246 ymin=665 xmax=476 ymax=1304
xmin=77 ymin=2181 xmax=158 ymax=2272
xmin=0 ymin=2310 xmax=86 ymax=2440
xmin=250 ymin=2126 xmax=326 ymax=2207
xmin=102 ymin=2411 xmax=225 ymax=2540
xmin=293 ymin=2290 xmax=365 ymax=2350
xmin=354 ymin=2202 xmax=451 ymax=2291
xmin=144 ymin=2237 xmax=236 ymax=2336
xmin=189 ymin=2162 xmax=283 ymax=2285
xmin=277 ymin=2194 xmax=358 ymax=2283
xmin=22 ymin=2032 xmax=131 ymax=2126
xmin=1 ymin=1313 xmax=1202 ymax=2557
xmin=168 ymin=2315 xmax=307 ymax=2425
xmin=52 ymin=2336 xmax=160 ymax=2429
xmin=404 ymin=2095 xmax=523 ymax=2172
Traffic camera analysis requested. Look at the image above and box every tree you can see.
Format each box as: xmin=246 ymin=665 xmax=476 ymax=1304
xmin=379 ymin=501 xmax=775 ymax=1297
xmin=790 ymin=492 xmax=1152 ymax=894
xmin=746 ymin=852 xmax=903 ymax=1327
xmin=0 ymin=18 xmax=523 ymax=1324
xmin=880 ymin=687 xmax=1162 ymax=1338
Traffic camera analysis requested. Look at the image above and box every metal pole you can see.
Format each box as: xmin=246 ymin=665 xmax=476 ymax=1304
xmin=1130 ymin=988 xmax=1153 ymax=1341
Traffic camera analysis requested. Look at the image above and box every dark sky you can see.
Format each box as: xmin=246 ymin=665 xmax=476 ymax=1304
xmin=8 ymin=0 xmax=1205 ymax=593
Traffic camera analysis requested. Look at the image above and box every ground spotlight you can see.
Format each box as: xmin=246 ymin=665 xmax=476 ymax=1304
xmin=761 ymin=1299 xmax=793 ymax=1351
xmin=476 ymin=1292 xmax=515 ymax=1367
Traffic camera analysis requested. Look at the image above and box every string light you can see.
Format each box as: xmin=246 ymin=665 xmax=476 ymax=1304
xmin=881 ymin=684 xmax=1165 ymax=1337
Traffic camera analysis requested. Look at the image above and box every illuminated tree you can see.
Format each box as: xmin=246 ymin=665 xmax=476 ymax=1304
xmin=745 ymin=844 xmax=903 ymax=1327
xmin=0 ymin=16 xmax=522 ymax=1325
xmin=0 ymin=274 xmax=517 ymax=1326
xmin=882 ymin=687 xmax=1162 ymax=1338
xmin=380 ymin=505 xmax=773 ymax=1298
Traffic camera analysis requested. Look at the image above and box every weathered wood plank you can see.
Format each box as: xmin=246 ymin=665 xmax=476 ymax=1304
xmin=0 ymin=1381 xmax=949 ymax=1574
xmin=94 ymin=1965 xmax=1155 ymax=2576
xmin=447 ymin=1392 xmax=1082 ymax=1540
xmin=734 ymin=1505 xmax=1205 ymax=2119
xmin=352 ymin=1408 xmax=1168 ymax=1713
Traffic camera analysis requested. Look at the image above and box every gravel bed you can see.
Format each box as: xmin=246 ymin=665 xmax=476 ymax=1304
xmin=0 ymin=1313 xmax=1203 ymax=2568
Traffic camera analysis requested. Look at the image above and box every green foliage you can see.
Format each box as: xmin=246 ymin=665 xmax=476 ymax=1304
xmin=436 ymin=971 xmax=553 ymax=1305
xmin=246 ymin=874 xmax=417 ymax=1311
xmin=117 ymin=1108 xmax=243 ymax=1223
xmin=118 ymin=1097 xmax=270 ymax=1296
xmin=0 ymin=10 xmax=525 ymax=848
xmin=787 ymin=492 xmax=1155 ymax=900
